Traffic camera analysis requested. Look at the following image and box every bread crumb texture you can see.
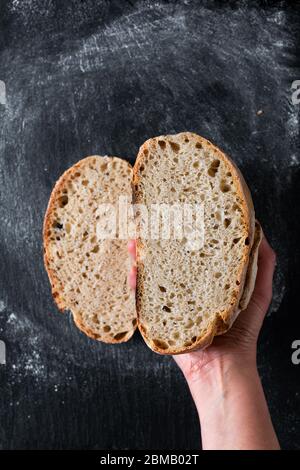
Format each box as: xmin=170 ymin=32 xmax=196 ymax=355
xmin=133 ymin=132 xmax=254 ymax=354
xmin=43 ymin=156 xmax=136 ymax=343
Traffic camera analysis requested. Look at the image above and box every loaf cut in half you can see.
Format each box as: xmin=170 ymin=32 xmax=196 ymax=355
xmin=133 ymin=132 xmax=257 ymax=354
xmin=43 ymin=156 xmax=137 ymax=343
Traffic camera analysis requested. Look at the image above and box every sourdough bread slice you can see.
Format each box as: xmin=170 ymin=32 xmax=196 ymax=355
xmin=43 ymin=156 xmax=137 ymax=343
xmin=133 ymin=132 xmax=256 ymax=354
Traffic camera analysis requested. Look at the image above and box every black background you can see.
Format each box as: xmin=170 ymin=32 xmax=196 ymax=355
xmin=0 ymin=0 xmax=299 ymax=450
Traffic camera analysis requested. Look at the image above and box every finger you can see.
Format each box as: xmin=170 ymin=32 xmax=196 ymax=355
xmin=128 ymin=240 xmax=137 ymax=259
xmin=128 ymin=265 xmax=137 ymax=290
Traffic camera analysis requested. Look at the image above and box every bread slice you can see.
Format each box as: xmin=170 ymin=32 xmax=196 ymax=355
xmin=43 ymin=156 xmax=137 ymax=343
xmin=133 ymin=132 xmax=256 ymax=354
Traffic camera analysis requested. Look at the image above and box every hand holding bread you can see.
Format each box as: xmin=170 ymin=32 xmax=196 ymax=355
xmin=43 ymin=132 xmax=264 ymax=354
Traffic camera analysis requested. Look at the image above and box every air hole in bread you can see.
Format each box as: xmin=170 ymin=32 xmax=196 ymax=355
xmin=191 ymin=336 xmax=197 ymax=343
xmin=139 ymin=165 xmax=145 ymax=172
xmin=153 ymin=339 xmax=168 ymax=350
xmin=91 ymin=245 xmax=99 ymax=253
xmin=185 ymin=320 xmax=194 ymax=329
xmin=158 ymin=285 xmax=166 ymax=292
xmin=132 ymin=319 xmax=137 ymax=326
xmin=214 ymin=211 xmax=221 ymax=221
xmin=225 ymin=284 xmax=230 ymax=290
xmin=101 ymin=163 xmax=108 ymax=171
xmin=173 ymin=332 xmax=180 ymax=339
xmin=215 ymin=272 xmax=222 ymax=278
xmin=195 ymin=142 xmax=202 ymax=149
xmin=103 ymin=325 xmax=111 ymax=332
xmin=224 ymin=218 xmax=231 ymax=228
xmin=114 ymin=331 xmax=128 ymax=340
xmin=184 ymin=341 xmax=192 ymax=347
xmin=233 ymin=237 xmax=241 ymax=244
xmin=220 ymin=180 xmax=231 ymax=192
xmin=207 ymin=159 xmax=220 ymax=177
xmin=208 ymin=168 xmax=217 ymax=177
xmin=144 ymin=149 xmax=149 ymax=155
xmin=169 ymin=142 xmax=180 ymax=153
xmin=212 ymin=159 xmax=220 ymax=167
xmin=193 ymin=161 xmax=199 ymax=169
xmin=158 ymin=140 xmax=166 ymax=149
xmin=52 ymin=221 xmax=63 ymax=229
xmin=236 ymin=280 xmax=240 ymax=286
xmin=245 ymin=237 xmax=250 ymax=245
xmin=162 ymin=305 xmax=171 ymax=312
xmin=65 ymin=222 xmax=71 ymax=234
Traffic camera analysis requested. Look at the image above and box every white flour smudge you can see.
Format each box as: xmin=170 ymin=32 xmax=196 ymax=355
xmin=4 ymin=310 xmax=53 ymax=383
xmin=289 ymin=154 xmax=300 ymax=167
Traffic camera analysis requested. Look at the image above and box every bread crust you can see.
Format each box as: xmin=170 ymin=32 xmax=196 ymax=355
xmin=133 ymin=132 xmax=257 ymax=354
xmin=72 ymin=310 xmax=135 ymax=343
xmin=239 ymin=220 xmax=262 ymax=310
xmin=43 ymin=156 xmax=136 ymax=344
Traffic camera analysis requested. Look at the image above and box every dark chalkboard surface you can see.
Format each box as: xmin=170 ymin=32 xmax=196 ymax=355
xmin=0 ymin=0 xmax=299 ymax=450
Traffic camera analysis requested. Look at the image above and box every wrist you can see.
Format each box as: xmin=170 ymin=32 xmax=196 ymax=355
xmin=185 ymin=358 xmax=279 ymax=450
xmin=184 ymin=354 xmax=258 ymax=411
xmin=183 ymin=352 xmax=257 ymax=385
